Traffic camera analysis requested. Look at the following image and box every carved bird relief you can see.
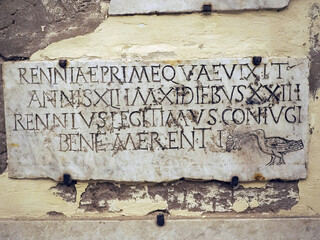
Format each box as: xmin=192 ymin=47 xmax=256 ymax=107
xmin=226 ymin=129 xmax=304 ymax=165
xmin=249 ymin=129 xmax=304 ymax=165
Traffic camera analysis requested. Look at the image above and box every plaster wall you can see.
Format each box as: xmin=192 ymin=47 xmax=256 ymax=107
xmin=0 ymin=0 xmax=319 ymax=220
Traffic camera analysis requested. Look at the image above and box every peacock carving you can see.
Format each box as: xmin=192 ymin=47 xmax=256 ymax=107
xmin=226 ymin=129 xmax=304 ymax=165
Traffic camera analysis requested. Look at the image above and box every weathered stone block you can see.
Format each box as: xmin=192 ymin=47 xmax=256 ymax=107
xmin=2 ymin=58 xmax=309 ymax=182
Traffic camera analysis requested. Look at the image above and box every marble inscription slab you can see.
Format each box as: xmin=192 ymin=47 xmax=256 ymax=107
xmin=2 ymin=58 xmax=308 ymax=182
xmin=109 ymin=0 xmax=291 ymax=15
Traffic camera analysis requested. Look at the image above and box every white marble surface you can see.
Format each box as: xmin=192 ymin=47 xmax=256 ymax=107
xmin=0 ymin=218 xmax=319 ymax=240
xmin=3 ymin=58 xmax=308 ymax=182
xmin=109 ymin=0 xmax=291 ymax=15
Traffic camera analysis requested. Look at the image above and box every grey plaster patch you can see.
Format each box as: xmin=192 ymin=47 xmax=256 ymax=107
xmin=0 ymin=152 xmax=7 ymax=174
xmin=50 ymin=182 xmax=77 ymax=203
xmin=309 ymin=3 xmax=320 ymax=97
xmin=0 ymin=0 xmax=108 ymax=59
xmin=0 ymin=64 xmax=6 ymax=174
xmin=80 ymin=182 xmax=146 ymax=212
xmin=79 ymin=180 xmax=299 ymax=214
xmin=234 ymin=180 xmax=299 ymax=213
xmin=47 ymin=211 xmax=66 ymax=217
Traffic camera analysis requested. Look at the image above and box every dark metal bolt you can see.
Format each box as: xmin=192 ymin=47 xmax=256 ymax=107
xmin=59 ymin=59 xmax=67 ymax=68
xmin=252 ymin=56 xmax=262 ymax=66
xmin=63 ymin=173 xmax=72 ymax=187
xmin=202 ymin=4 xmax=212 ymax=13
xmin=231 ymin=176 xmax=239 ymax=188
xmin=156 ymin=214 xmax=165 ymax=227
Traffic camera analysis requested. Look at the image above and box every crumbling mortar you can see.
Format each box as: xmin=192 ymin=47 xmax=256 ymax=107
xmin=77 ymin=179 xmax=299 ymax=214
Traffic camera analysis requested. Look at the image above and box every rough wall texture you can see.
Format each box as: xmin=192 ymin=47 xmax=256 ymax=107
xmin=309 ymin=3 xmax=320 ymax=97
xmin=0 ymin=65 xmax=6 ymax=174
xmin=0 ymin=0 xmax=319 ymax=219
xmin=0 ymin=0 xmax=108 ymax=60
xmin=50 ymin=182 xmax=77 ymax=203
xmin=79 ymin=180 xmax=299 ymax=215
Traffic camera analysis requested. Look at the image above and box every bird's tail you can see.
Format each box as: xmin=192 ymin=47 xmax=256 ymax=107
xmin=289 ymin=140 xmax=304 ymax=152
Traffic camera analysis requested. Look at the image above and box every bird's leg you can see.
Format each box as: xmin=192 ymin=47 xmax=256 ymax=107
xmin=266 ymin=155 xmax=275 ymax=166
xmin=277 ymin=155 xmax=286 ymax=165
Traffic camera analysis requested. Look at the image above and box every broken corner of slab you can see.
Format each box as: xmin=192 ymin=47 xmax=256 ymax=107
xmin=108 ymin=0 xmax=291 ymax=15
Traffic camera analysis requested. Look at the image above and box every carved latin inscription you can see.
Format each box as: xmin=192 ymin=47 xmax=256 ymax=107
xmin=3 ymin=58 xmax=308 ymax=181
